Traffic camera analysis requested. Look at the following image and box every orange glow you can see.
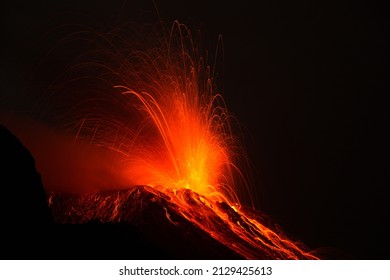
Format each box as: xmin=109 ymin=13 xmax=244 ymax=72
xmin=53 ymin=21 xmax=318 ymax=259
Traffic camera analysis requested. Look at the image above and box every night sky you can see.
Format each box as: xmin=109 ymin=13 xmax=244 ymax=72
xmin=1 ymin=1 xmax=387 ymax=259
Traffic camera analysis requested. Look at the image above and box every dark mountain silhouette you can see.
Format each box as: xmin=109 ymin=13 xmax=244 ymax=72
xmin=0 ymin=125 xmax=53 ymax=259
xmin=0 ymin=125 xmax=52 ymax=225
xmin=49 ymin=184 xmax=319 ymax=259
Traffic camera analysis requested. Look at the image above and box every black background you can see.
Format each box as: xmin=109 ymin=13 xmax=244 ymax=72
xmin=1 ymin=0 xmax=387 ymax=259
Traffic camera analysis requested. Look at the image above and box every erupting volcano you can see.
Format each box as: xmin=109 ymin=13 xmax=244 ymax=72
xmin=5 ymin=21 xmax=319 ymax=259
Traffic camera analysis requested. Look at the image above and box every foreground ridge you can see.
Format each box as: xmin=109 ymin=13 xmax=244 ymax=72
xmin=49 ymin=186 xmax=319 ymax=260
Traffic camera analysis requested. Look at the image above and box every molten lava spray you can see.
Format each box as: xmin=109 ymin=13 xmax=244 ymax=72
xmin=49 ymin=21 xmax=318 ymax=259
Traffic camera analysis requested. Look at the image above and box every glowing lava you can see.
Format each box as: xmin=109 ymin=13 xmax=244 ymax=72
xmin=51 ymin=21 xmax=318 ymax=259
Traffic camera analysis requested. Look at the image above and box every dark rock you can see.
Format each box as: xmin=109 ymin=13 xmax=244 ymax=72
xmin=0 ymin=124 xmax=53 ymax=259
xmin=0 ymin=125 xmax=52 ymax=225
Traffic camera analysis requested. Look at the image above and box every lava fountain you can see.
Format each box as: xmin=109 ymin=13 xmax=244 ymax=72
xmin=48 ymin=21 xmax=318 ymax=259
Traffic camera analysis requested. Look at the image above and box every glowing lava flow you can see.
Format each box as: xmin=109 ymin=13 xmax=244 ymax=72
xmin=52 ymin=22 xmax=318 ymax=259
